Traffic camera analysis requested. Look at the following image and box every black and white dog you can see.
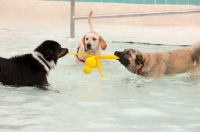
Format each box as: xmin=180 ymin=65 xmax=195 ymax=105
xmin=0 ymin=40 xmax=68 ymax=90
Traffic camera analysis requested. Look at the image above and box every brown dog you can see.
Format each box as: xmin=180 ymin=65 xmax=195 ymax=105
xmin=114 ymin=41 xmax=200 ymax=78
xmin=76 ymin=11 xmax=107 ymax=62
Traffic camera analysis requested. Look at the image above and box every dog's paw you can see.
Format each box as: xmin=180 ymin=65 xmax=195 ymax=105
xmin=36 ymin=83 xmax=50 ymax=91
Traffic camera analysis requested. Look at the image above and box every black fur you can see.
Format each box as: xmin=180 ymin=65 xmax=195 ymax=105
xmin=135 ymin=54 xmax=144 ymax=65
xmin=0 ymin=40 xmax=68 ymax=89
xmin=115 ymin=50 xmax=144 ymax=68
xmin=114 ymin=51 xmax=130 ymax=67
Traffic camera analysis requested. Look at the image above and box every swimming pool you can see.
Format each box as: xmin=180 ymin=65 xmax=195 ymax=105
xmin=1 ymin=19 xmax=200 ymax=131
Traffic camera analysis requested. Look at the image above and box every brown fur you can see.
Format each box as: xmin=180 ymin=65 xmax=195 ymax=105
xmin=115 ymin=41 xmax=200 ymax=78
xmin=76 ymin=11 xmax=107 ymax=62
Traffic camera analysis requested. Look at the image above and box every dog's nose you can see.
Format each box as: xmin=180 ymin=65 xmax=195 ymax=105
xmin=114 ymin=51 xmax=121 ymax=56
xmin=64 ymin=48 xmax=68 ymax=54
xmin=86 ymin=43 xmax=92 ymax=49
xmin=58 ymin=48 xmax=68 ymax=58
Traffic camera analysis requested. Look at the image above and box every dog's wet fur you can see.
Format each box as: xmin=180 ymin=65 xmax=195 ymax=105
xmin=76 ymin=11 xmax=107 ymax=62
xmin=115 ymin=41 xmax=200 ymax=78
xmin=0 ymin=40 xmax=68 ymax=90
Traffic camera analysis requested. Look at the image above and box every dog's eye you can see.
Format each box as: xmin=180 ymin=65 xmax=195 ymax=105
xmin=127 ymin=50 xmax=131 ymax=55
xmin=50 ymin=51 xmax=55 ymax=54
xmin=86 ymin=38 xmax=88 ymax=41
xmin=93 ymin=37 xmax=96 ymax=41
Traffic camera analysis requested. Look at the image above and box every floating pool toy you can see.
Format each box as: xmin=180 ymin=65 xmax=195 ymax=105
xmin=68 ymin=52 xmax=119 ymax=78
xmin=83 ymin=57 xmax=96 ymax=74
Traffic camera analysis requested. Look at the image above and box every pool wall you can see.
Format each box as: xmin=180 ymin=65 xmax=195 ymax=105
xmin=55 ymin=0 xmax=200 ymax=6
xmin=1 ymin=0 xmax=200 ymax=27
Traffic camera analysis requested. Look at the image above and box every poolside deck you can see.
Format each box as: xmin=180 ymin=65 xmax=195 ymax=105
xmin=1 ymin=0 xmax=200 ymax=45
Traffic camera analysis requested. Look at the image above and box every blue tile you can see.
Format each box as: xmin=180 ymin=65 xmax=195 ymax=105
xmin=123 ymin=0 xmax=133 ymax=3
xmin=82 ymin=0 xmax=91 ymax=2
xmin=189 ymin=0 xmax=200 ymax=5
xmin=144 ymin=0 xmax=155 ymax=4
xmin=134 ymin=0 xmax=144 ymax=4
xmin=113 ymin=0 xmax=123 ymax=3
xmin=156 ymin=0 xmax=165 ymax=4
xmin=102 ymin=0 xmax=112 ymax=2
xmin=92 ymin=0 xmax=101 ymax=2
xmin=178 ymin=0 xmax=188 ymax=5
xmin=166 ymin=0 xmax=177 ymax=4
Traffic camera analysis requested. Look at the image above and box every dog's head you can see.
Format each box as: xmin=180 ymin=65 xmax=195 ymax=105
xmin=34 ymin=40 xmax=68 ymax=65
xmin=82 ymin=31 xmax=107 ymax=51
xmin=114 ymin=49 xmax=144 ymax=73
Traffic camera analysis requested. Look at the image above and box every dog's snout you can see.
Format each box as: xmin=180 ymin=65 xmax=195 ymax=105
xmin=114 ymin=51 xmax=122 ymax=56
xmin=86 ymin=43 xmax=92 ymax=49
xmin=61 ymin=48 xmax=68 ymax=54
xmin=58 ymin=48 xmax=68 ymax=58
xmin=64 ymin=48 xmax=68 ymax=54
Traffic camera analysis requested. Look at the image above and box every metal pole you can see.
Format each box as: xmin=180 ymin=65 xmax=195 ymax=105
xmin=70 ymin=0 xmax=75 ymax=38
xmin=73 ymin=9 xmax=200 ymax=20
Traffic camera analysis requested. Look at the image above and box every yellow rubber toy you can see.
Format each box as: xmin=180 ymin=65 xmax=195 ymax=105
xmin=83 ymin=66 xmax=92 ymax=74
xmin=68 ymin=52 xmax=119 ymax=78
xmin=85 ymin=57 xmax=96 ymax=68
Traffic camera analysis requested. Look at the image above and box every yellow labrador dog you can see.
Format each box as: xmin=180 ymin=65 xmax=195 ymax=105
xmin=114 ymin=41 xmax=200 ymax=78
xmin=76 ymin=11 xmax=107 ymax=62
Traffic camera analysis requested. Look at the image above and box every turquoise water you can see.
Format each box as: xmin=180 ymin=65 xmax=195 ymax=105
xmin=1 ymin=21 xmax=200 ymax=131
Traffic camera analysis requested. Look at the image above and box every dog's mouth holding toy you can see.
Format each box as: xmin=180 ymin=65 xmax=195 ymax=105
xmin=114 ymin=51 xmax=130 ymax=67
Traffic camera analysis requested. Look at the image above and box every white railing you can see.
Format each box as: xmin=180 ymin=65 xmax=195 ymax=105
xmin=70 ymin=0 xmax=200 ymax=38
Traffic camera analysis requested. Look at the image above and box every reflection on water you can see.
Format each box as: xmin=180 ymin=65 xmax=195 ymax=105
xmin=0 ymin=21 xmax=200 ymax=131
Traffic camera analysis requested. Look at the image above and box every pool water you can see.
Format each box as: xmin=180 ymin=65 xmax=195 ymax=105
xmin=1 ymin=21 xmax=200 ymax=132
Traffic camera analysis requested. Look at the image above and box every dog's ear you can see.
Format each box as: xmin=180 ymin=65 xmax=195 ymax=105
xmin=135 ymin=54 xmax=144 ymax=65
xmin=100 ymin=36 xmax=107 ymax=50
xmin=44 ymin=48 xmax=53 ymax=58
xmin=82 ymin=35 xmax=86 ymax=46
